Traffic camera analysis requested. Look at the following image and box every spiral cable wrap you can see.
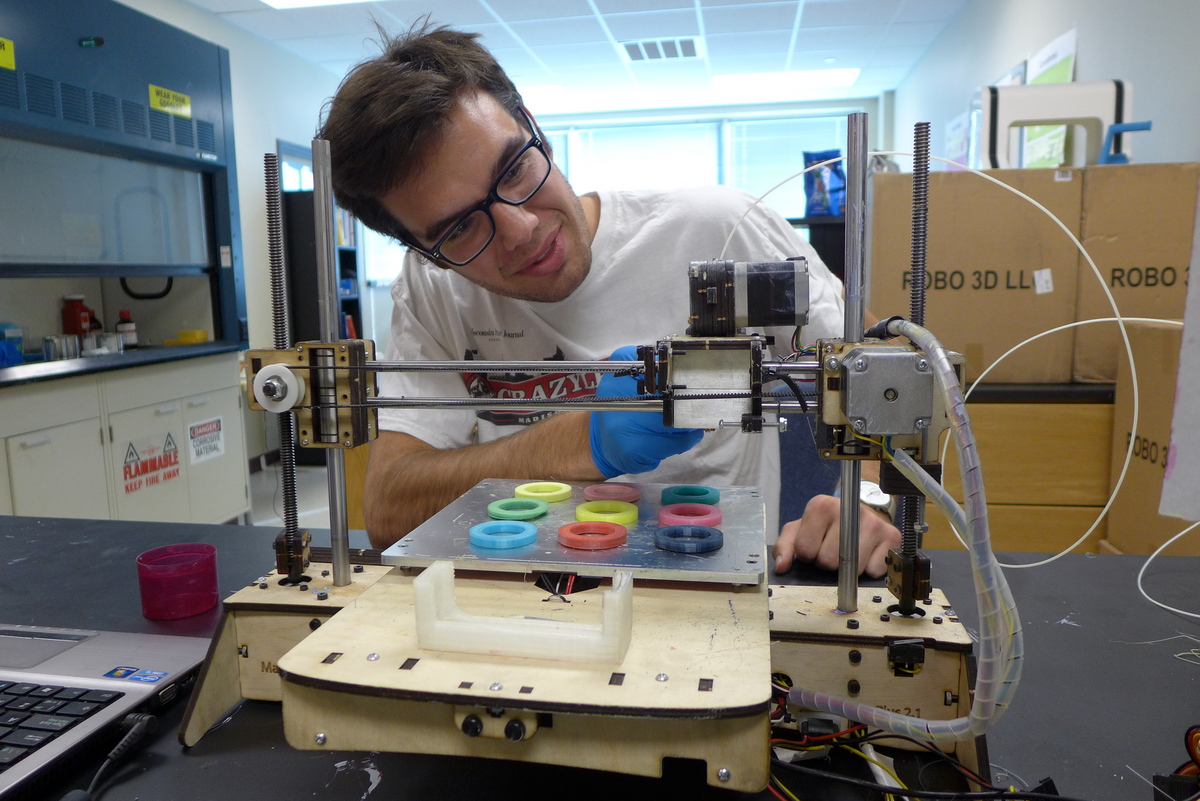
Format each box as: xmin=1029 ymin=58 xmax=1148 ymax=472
xmin=263 ymin=154 xmax=302 ymax=576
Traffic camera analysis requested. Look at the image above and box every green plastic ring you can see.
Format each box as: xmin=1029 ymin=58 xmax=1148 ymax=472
xmin=488 ymin=497 xmax=550 ymax=521
xmin=660 ymin=485 xmax=720 ymax=506
xmin=514 ymin=481 xmax=573 ymax=503
xmin=575 ymin=500 xmax=639 ymax=526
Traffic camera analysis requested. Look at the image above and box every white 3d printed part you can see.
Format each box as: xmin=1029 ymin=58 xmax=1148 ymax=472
xmin=413 ymin=561 xmax=633 ymax=664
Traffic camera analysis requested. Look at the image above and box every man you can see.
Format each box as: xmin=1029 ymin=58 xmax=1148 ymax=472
xmin=319 ymin=24 xmax=900 ymax=575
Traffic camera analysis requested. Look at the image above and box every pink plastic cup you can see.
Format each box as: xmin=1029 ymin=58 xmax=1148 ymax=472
xmin=136 ymin=543 xmax=218 ymax=620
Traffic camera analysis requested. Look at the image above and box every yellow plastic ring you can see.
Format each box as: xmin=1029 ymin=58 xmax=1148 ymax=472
xmin=575 ymin=500 xmax=639 ymax=526
xmin=514 ymin=481 xmax=573 ymax=503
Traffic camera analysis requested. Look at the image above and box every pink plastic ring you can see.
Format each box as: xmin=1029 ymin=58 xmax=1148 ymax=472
xmin=583 ymin=483 xmax=641 ymax=503
xmin=658 ymin=503 xmax=723 ymax=528
xmin=558 ymin=522 xmax=627 ymax=550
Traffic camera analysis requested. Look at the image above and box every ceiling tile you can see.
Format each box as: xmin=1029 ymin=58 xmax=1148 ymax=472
xmin=485 ymin=0 xmax=594 ymax=23
xmin=473 ymin=24 xmax=521 ymax=51
xmin=221 ymin=9 xmax=318 ymax=40
xmin=604 ymin=10 xmax=700 ymax=41
xmin=852 ymin=64 xmax=909 ymax=85
xmin=893 ymin=0 xmax=965 ymax=23
xmin=880 ymin=20 xmax=946 ymax=47
xmin=275 ymin=32 xmax=381 ymax=62
xmin=867 ymin=44 xmax=925 ymax=67
xmin=508 ymin=17 xmax=610 ymax=47
xmin=800 ymin=0 xmax=903 ymax=29
xmin=489 ymin=46 xmax=554 ymax=76
xmin=705 ymin=29 xmax=794 ymax=58
xmin=701 ymin=0 xmax=796 ymax=7
xmin=794 ymin=25 xmax=887 ymax=51
xmin=181 ymin=0 xmax=265 ymax=12
xmin=534 ymin=41 xmax=624 ymax=69
xmin=318 ymin=59 xmax=358 ymax=77
xmin=787 ymin=48 xmax=871 ymax=69
xmin=596 ymin=0 xmax=694 ymax=11
xmin=277 ymin=6 xmax=382 ymax=36
xmin=707 ymin=52 xmax=788 ymax=75
xmin=703 ymin=4 xmax=798 ymax=35
xmin=368 ymin=0 xmax=494 ymax=28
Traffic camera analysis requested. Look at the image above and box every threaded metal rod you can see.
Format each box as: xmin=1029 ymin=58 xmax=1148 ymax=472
xmin=909 ymin=122 xmax=930 ymax=327
xmin=265 ymin=153 xmax=303 ymax=580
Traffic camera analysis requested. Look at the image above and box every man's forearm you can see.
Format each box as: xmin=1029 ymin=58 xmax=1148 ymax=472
xmin=365 ymin=412 xmax=603 ymax=547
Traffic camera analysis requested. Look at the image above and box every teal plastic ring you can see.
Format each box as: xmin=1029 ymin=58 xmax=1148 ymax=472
xmin=660 ymin=485 xmax=720 ymax=506
xmin=487 ymin=497 xmax=549 ymax=521
xmin=654 ymin=525 xmax=724 ymax=554
xmin=469 ymin=520 xmax=538 ymax=549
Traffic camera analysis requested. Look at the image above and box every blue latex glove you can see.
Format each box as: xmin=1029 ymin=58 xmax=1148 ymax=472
xmin=589 ymin=346 xmax=703 ymax=478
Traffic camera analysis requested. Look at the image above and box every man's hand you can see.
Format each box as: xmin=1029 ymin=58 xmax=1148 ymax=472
xmin=589 ymin=346 xmax=703 ymax=477
xmin=772 ymin=494 xmax=901 ymax=578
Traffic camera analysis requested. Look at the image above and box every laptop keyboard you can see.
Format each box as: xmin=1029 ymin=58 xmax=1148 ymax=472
xmin=0 ymin=682 xmax=123 ymax=773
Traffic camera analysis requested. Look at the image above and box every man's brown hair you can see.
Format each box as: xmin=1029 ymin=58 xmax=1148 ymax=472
xmin=318 ymin=22 xmax=526 ymax=243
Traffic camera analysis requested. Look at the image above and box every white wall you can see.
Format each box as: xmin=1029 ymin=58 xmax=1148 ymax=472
xmin=117 ymin=0 xmax=343 ymax=348
xmin=894 ymin=0 xmax=1200 ymax=167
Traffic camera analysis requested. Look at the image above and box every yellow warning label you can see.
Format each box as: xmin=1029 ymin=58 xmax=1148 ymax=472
xmin=148 ymin=84 xmax=191 ymax=118
xmin=0 ymin=38 xmax=14 ymax=71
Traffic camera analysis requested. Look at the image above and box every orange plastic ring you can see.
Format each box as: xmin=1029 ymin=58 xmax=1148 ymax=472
xmin=583 ymin=483 xmax=641 ymax=503
xmin=558 ymin=521 xmax=627 ymax=550
xmin=659 ymin=502 xmax=723 ymax=528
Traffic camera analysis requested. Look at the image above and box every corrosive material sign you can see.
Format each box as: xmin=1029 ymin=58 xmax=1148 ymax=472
xmin=189 ymin=417 xmax=225 ymax=464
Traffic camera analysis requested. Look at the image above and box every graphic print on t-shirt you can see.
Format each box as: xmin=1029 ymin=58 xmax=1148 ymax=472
xmin=461 ymin=347 xmax=600 ymax=427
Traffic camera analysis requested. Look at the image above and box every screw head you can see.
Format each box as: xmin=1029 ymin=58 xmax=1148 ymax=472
xmin=353 ymin=564 xmax=364 ymax=573
xmin=880 ymin=613 xmax=890 ymax=622
xmin=344 ymin=440 xmax=352 ymax=447
xmin=915 ymin=418 xmax=928 ymax=430
xmin=309 ymin=618 xmax=321 ymax=631
xmin=367 ymin=653 xmax=379 ymax=661
xmin=315 ymin=733 xmax=327 ymax=745
xmin=258 ymin=582 xmax=268 ymax=589
xmin=847 ymin=679 xmax=861 ymax=694
xmin=851 ymin=418 xmax=866 ymax=432
xmin=849 ymin=649 xmax=862 ymax=665
xmin=299 ymin=583 xmax=309 ymax=592
xmin=490 ymin=682 xmax=503 ymax=691
xmin=825 ymin=357 xmax=840 ymax=371
xmin=316 ymin=590 xmax=328 ymax=600
xmin=461 ymin=715 xmax=483 ymax=737
xmin=872 ymin=595 xmax=882 ymax=603
xmin=933 ymin=616 xmax=943 ymax=624
xmin=321 ymin=570 xmax=330 ymax=577
xmin=717 ymin=768 xmax=731 ymax=782
xmin=853 ymin=358 xmax=867 ymax=371
xmin=301 ymin=439 xmax=309 ymax=446
xmin=847 ymin=619 xmax=860 ymax=630
xmin=655 ymin=673 xmax=669 ymax=682
xmin=778 ymin=416 xmax=788 ymax=433
xmin=916 ymin=360 xmax=929 ymax=372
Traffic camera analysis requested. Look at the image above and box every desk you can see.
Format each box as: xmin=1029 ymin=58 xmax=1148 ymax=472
xmin=3 ymin=515 xmax=1196 ymax=800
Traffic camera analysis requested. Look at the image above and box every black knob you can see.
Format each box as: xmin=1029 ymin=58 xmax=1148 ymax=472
xmin=504 ymin=719 xmax=526 ymax=741
xmin=461 ymin=715 xmax=483 ymax=737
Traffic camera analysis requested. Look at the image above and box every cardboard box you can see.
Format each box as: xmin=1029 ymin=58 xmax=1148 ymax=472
xmin=1105 ymin=320 xmax=1197 ymax=555
xmin=869 ymin=169 xmax=1082 ymax=383
xmin=1072 ymin=163 xmax=1199 ymax=382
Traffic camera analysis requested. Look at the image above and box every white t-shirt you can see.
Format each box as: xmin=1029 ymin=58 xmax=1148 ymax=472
xmin=377 ymin=185 xmax=846 ymax=535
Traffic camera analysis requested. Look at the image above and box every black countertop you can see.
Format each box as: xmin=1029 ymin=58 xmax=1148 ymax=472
xmin=0 ymin=342 xmax=241 ymax=388
xmin=2 ymin=515 xmax=1195 ymax=801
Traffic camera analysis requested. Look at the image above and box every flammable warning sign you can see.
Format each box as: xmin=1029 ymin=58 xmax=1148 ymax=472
xmin=123 ymin=432 xmax=181 ymax=494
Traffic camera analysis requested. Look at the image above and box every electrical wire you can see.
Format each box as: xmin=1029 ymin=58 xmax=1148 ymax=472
xmin=1136 ymin=521 xmax=1200 ymax=619
xmin=772 ymin=756 xmax=1098 ymax=801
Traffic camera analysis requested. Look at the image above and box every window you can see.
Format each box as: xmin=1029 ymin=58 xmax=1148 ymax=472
xmin=543 ymin=111 xmax=854 ymax=220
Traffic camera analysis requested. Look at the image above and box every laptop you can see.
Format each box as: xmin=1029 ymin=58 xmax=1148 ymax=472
xmin=0 ymin=624 xmax=209 ymax=797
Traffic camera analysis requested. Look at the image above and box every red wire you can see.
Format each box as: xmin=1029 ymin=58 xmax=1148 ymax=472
xmin=767 ymin=783 xmax=790 ymax=801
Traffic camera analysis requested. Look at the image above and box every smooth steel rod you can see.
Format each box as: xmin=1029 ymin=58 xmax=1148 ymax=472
xmin=838 ymin=111 xmax=870 ymax=613
xmin=361 ymin=396 xmax=815 ymax=414
xmin=364 ymin=358 xmax=823 ymax=375
xmin=312 ymin=138 xmax=351 ymax=588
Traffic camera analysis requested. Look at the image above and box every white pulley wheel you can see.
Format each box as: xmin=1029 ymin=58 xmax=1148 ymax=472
xmin=253 ymin=364 xmax=305 ymax=412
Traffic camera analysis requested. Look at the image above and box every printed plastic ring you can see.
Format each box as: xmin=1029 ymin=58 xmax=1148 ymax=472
xmin=468 ymin=520 xmax=538 ymax=550
xmin=654 ymin=525 xmax=724 ymax=554
xmin=583 ymin=483 xmax=641 ymax=503
xmin=514 ymin=481 xmax=573 ymax=503
xmin=487 ymin=497 xmax=549 ymax=521
xmin=558 ymin=522 xmax=627 ymax=550
xmin=575 ymin=500 xmax=639 ymax=526
xmin=660 ymin=485 xmax=720 ymax=506
xmin=658 ymin=503 xmax=723 ymax=528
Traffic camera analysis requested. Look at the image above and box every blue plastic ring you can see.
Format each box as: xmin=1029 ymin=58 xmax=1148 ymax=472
xmin=660 ymin=485 xmax=720 ymax=506
xmin=654 ymin=525 xmax=724 ymax=554
xmin=469 ymin=520 xmax=538 ymax=550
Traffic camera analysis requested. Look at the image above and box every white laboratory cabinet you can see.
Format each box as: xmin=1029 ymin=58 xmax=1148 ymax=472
xmin=0 ymin=353 xmax=249 ymax=523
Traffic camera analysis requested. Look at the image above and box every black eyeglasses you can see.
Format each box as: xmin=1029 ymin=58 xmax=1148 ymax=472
xmin=407 ymin=109 xmax=552 ymax=267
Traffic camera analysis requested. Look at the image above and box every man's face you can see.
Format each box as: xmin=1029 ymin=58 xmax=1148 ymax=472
xmin=381 ymin=91 xmax=592 ymax=303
